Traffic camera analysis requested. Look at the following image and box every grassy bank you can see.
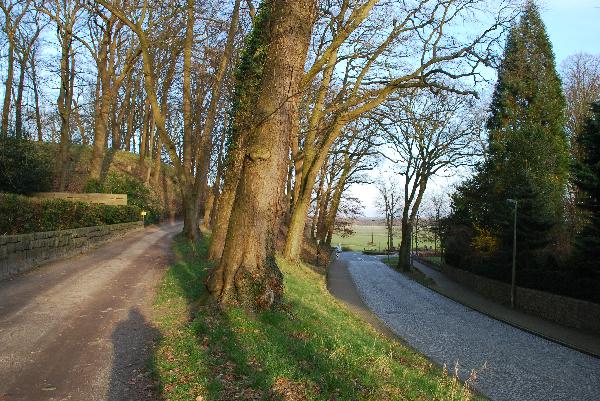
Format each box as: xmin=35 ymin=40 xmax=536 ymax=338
xmin=151 ymin=236 xmax=483 ymax=401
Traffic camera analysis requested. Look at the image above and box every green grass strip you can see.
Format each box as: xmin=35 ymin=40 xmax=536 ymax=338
xmin=151 ymin=235 xmax=485 ymax=401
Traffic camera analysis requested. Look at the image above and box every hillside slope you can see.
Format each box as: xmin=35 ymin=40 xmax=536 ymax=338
xmin=37 ymin=143 xmax=181 ymax=219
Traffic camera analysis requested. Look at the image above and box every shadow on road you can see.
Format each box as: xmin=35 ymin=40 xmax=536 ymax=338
xmin=107 ymin=308 xmax=161 ymax=401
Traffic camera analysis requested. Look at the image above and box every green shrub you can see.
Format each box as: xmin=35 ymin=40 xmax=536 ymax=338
xmin=0 ymin=193 xmax=141 ymax=235
xmin=0 ymin=138 xmax=53 ymax=194
xmin=85 ymin=172 xmax=162 ymax=224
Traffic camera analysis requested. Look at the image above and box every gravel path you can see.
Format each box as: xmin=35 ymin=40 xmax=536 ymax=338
xmin=343 ymin=252 xmax=600 ymax=401
xmin=0 ymin=222 xmax=181 ymax=401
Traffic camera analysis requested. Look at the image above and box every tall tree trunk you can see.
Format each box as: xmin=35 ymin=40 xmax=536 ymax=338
xmin=323 ymin=165 xmax=349 ymax=245
xmin=207 ymin=139 xmax=245 ymax=260
xmin=124 ymin=76 xmax=138 ymax=151
xmin=139 ymin=98 xmax=150 ymax=167
xmin=209 ymin=124 xmax=227 ymax=228
xmin=283 ymin=122 xmax=343 ymax=259
xmin=397 ymin=217 xmax=412 ymax=271
xmin=14 ymin=58 xmax=26 ymax=138
xmin=57 ymin=35 xmax=74 ymax=191
xmin=31 ymin=55 xmax=42 ymax=142
xmin=206 ymin=0 xmax=316 ymax=308
xmin=202 ymin=190 xmax=214 ymax=229
xmin=187 ymin=0 xmax=241 ymax=240
xmin=284 ymin=160 xmax=326 ymax=258
xmin=90 ymin=82 xmax=112 ymax=179
xmin=1 ymin=43 xmax=15 ymax=136
xmin=181 ymin=0 xmax=200 ymax=241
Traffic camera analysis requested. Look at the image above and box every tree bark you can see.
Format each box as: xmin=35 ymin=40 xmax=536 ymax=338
xmin=1 ymin=42 xmax=15 ymax=136
xmin=57 ymin=33 xmax=75 ymax=191
xmin=30 ymin=55 xmax=42 ymax=141
xmin=14 ymin=56 xmax=26 ymax=138
xmin=207 ymin=138 xmax=245 ymax=260
xmin=397 ymin=218 xmax=412 ymax=271
xmin=206 ymin=0 xmax=316 ymax=308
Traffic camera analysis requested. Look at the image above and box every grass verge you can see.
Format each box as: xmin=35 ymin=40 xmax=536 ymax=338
xmin=382 ymin=256 xmax=436 ymax=288
xmin=151 ymin=235 xmax=484 ymax=401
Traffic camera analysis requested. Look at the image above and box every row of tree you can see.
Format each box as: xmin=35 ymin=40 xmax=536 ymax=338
xmin=443 ymin=2 xmax=600 ymax=302
xmin=1 ymin=0 xmax=517 ymax=309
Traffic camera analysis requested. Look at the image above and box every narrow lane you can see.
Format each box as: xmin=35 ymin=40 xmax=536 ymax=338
xmin=341 ymin=252 xmax=600 ymax=401
xmin=0 ymin=222 xmax=182 ymax=401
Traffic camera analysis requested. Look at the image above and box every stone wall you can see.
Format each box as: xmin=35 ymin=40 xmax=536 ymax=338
xmin=0 ymin=221 xmax=143 ymax=281
xmin=439 ymin=263 xmax=600 ymax=334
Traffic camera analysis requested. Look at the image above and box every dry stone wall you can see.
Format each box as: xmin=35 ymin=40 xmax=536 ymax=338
xmin=0 ymin=221 xmax=143 ymax=280
xmin=438 ymin=262 xmax=600 ymax=334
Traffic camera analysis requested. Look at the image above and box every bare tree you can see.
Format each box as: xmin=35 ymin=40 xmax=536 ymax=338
xmin=376 ymin=178 xmax=402 ymax=251
xmin=94 ymin=0 xmax=242 ymax=240
xmin=1 ymin=0 xmax=32 ymax=136
xmin=37 ymin=0 xmax=84 ymax=189
xmin=13 ymin=6 xmax=43 ymax=138
xmin=383 ymin=89 xmax=483 ymax=270
xmin=317 ymin=121 xmax=378 ymax=245
xmin=561 ymin=52 xmax=600 ymax=239
xmin=283 ymin=0 xmax=516 ymax=260
xmin=561 ymin=53 xmax=600 ymax=151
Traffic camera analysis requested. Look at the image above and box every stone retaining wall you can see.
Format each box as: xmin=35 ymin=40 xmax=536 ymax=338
xmin=438 ymin=263 xmax=600 ymax=334
xmin=0 ymin=221 xmax=144 ymax=281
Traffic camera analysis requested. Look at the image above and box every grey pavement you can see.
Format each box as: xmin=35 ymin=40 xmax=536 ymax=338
xmin=409 ymin=258 xmax=600 ymax=357
xmin=342 ymin=252 xmax=600 ymax=401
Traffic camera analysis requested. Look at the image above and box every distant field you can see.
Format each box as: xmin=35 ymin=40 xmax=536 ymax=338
xmin=331 ymin=225 xmax=437 ymax=252
xmin=331 ymin=225 xmax=390 ymax=251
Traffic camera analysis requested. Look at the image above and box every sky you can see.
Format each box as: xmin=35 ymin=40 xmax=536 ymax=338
xmin=352 ymin=0 xmax=600 ymax=217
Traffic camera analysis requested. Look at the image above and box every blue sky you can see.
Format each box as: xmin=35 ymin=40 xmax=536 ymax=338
xmin=541 ymin=0 xmax=600 ymax=64
xmin=355 ymin=0 xmax=600 ymax=217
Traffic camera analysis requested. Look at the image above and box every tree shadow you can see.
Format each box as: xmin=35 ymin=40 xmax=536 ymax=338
xmin=107 ymin=308 xmax=161 ymax=401
xmin=152 ymin=238 xmax=439 ymax=400
xmin=160 ymin=246 xmax=377 ymax=400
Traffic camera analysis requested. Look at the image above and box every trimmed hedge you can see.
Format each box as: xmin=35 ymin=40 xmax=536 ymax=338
xmin=0 ymin=193 xmax=141 ymax=235
xmin=0 ymin=137 xmax=53 ymax=194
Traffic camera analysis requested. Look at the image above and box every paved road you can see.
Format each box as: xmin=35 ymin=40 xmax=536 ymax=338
xmin=341 ymin=252 xmax=600 ymax=401
xmin=0 ymin=222 xmax=181 ymax=401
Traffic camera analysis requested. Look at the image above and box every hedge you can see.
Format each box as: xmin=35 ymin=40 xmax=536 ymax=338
xmin=0 ymin=193 xmax=141 ymax=235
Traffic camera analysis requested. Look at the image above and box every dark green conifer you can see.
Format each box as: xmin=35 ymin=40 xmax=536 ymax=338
xmin=445 ymin=1 xmax=569 ymax=273
xmin=573 ymin=102 xmax=600 ymax=274
xmin=485 ymin=1 xmax=568 ymax=266
xmin=486 ymin=1 xmax=568 ymax=220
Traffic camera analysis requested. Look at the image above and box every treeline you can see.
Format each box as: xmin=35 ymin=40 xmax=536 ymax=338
xmin=1 ymin=0 xmax=518 ymax=309
xmin=443 ymin=3 xmax=600 ymax=303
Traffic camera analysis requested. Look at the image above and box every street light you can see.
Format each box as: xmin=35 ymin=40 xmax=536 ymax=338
xmin=371 ymin=219 xmax=375 ymax=245
xmin=507 ymin=198 xmax=518 ymax=308
xmin=316 ymin=239 xmax=320 ymax=266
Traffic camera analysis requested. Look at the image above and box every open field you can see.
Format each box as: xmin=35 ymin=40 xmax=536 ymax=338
xmin=331 ymin=225 xmax=438 ymax=252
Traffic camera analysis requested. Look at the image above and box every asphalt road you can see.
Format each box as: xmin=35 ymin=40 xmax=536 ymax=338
xmin=0 ymin=222 xmax=182 ymax=401
xmin=341 ymin=252 xmax=600 ymax=401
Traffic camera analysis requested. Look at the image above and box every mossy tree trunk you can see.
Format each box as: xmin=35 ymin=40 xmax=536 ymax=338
xmin=206 ymin=0 xmax=316 ymax=308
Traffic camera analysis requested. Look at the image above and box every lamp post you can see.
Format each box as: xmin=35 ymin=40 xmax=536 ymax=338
xmin=316 ymin=239 xmax=320 ymax=266
xmin=507 ymin=199 xmax=518 ymax=308
xmin=371 ymin=219 xmax=375 ymax=245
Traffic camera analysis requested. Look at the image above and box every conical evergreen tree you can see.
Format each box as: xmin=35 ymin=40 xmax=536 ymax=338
xmin=486 ymin=1 xmax=568 ymax=219
xmin=484 ymin=1 xmax=568 ymax=266
xmin=573 ymin=102 xmax=600 ymax=275
xmin=445 ymin=2 xmax=569 ymax=274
